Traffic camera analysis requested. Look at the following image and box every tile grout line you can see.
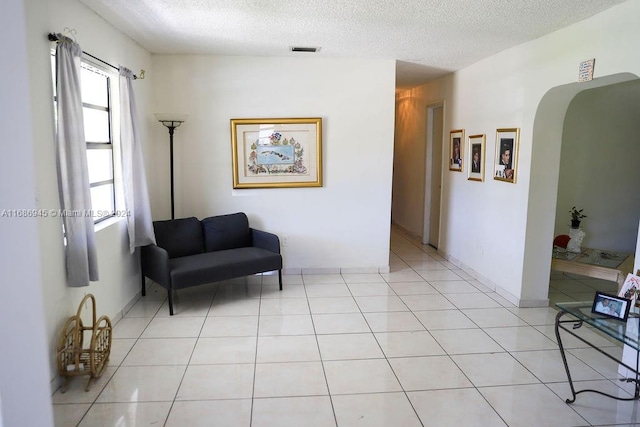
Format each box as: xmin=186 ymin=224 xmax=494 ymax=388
xmin=392 ymin=240 xmax=503 ymax=426
xmin=247 ymin=275 xmax=265 ymax=427
xmin=162 ymin=282 xmax=217 ymax=426
xmin=305 ymin=274 xmax=340 ymax=427
xmin=356 ymin=271 xmax=427 ymax=426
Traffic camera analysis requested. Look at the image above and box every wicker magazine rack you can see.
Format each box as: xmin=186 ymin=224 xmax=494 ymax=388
xmin=56 ymin=294 xmax=112 ymax=392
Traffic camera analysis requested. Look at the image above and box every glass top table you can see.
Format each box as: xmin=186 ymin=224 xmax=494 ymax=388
xmin=551 ymin=248 xmax=634 ymax=288
xmin=556 ymin=302 xmax=639 ymax=350
xmin=552 ymin=248 xmax=630 ymax=268
xmin=555 ymin=302 xmax=639 ymax=403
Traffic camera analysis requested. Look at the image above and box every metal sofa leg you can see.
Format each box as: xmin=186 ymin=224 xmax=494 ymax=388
xmin=141 ymin=273 xmax=146 ymax=297
xmin=278 ymin=270 xmax=283 ymax=291
xmin=168 ymin=289 xmax=174 ymax=315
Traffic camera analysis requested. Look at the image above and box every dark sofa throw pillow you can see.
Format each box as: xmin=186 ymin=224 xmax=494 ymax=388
xmin=202 ymin=212 xmax=251 ymax=252
xmin=153 ymin=217 xmax=204 ymax=258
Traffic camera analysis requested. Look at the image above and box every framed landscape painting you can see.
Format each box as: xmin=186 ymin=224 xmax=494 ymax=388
xmin=230 ymin=117 xmax=323 ymax=188
xmin=467 ymin=134 xmax=485 ymax=182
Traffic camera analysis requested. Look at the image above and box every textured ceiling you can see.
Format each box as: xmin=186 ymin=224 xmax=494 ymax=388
xmin=79 ymin=0 xmax=626 ymax=91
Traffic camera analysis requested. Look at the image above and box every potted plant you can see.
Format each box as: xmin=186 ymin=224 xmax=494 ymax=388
xmin=569 ymin=206 xmax=586 ymax=229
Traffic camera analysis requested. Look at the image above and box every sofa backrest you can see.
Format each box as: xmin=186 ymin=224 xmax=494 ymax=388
xmin=153 ymin=217 xmax=204 ymax=258
xmin=202 ymin=212 xmax=251 ymax=252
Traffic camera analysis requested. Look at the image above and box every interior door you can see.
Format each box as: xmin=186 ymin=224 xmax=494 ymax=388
xmin=429 ymin=106 xmax=443 ymax=248
xmin=420 ymin=105 xmax=444 ymax=248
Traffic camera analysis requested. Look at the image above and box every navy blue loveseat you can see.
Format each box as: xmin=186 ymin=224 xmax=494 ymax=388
xmin=141 ymin=212 xmax=282 ymax=315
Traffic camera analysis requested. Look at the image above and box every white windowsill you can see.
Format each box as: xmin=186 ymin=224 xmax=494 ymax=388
xmin=95 ymin=215 xmax=124 ymax=233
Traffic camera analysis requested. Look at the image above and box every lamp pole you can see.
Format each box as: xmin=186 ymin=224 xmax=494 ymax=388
xmin=155 ymin=114 xmax=187 ymax=220
xmin=168 ymin=124 xmax=176 ymax=219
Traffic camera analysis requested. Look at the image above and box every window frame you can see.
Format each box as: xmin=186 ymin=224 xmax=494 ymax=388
xmin=52 ymin=52 xmax=117 ymax=225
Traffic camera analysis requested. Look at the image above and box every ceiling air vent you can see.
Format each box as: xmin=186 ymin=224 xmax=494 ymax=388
xmin=290 ymin=46 xmax=319 ymax=53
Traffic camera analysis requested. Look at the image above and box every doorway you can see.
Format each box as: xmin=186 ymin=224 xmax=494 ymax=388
xmin=423 ymin=103 xmax=443 ymax=248
xmin=547 ymin=79 xmax=640 ymax=305
xmin=522 ymin=72 xmax=640 ymax=305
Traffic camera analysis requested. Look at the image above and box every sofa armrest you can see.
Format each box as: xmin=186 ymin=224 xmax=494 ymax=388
xmin=250 ymin=228 xmax=281 ymax=254
xmin=141 ymin=244 xmax=171 ymax=288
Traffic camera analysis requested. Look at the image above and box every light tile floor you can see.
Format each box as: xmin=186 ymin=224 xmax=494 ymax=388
xmin=52 ymin=228 xmax=640 ymax=426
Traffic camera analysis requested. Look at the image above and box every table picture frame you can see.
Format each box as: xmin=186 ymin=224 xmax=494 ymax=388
xmin=449 ymin=129 xmax=464 ymax=172
xmin=618 ymin=273 xmax=640 ymax=306
xmin=230 ymin=117 xmax=323 ymax=189
xmin=591 ymin=291 xmax=631 ymax=321
xmin=493 ymin=128 xmax=519 ymax=183
xmin=467 ymin=134 xmax=485 ymax=182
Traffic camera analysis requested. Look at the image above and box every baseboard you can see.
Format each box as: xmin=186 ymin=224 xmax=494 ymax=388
xmin=516 ymin=298 xmax=550 ymax=308
xmin=289 ymin=267 xmax=391 ymax=275
xmin=49 ymin=372 xmax=59 ymax=395
xmin=120 ymin=290 xmax=142 ymax=319
xmin=494 ymin=286 xmax=520 ymax=306
xmin=441 ymin=253 xmax=548 ymax=308
xmin=391 ymin=222 xmax=423 ymax=242
xmin=301 ymin=267 xmax=341 ymax=275
xmin=340 ymin=267 xmax=380 ymax=274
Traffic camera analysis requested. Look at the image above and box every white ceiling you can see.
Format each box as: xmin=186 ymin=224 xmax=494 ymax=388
xmin=79 ymin=0 xmax=626 ymax=91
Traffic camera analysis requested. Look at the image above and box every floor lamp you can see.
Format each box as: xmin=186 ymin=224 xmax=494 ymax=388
xmin=155 ymin=113 xmax=187 ymax=220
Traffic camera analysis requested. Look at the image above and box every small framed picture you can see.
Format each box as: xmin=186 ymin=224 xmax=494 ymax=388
xmin=449 ymin=129 xmax=464 ymax=172
xmin=591 ymin=292 xmax=631 ymax=321
xmin=467 ymin=134 xmax=485 ymax=182
xmin=618 ymin=273 xmax=640 ymax=306
xmin=493 ymin=128 xmax=519 ymax=183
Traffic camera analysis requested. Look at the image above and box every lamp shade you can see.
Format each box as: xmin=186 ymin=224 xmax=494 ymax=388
xmin=154 ymin=113 xmax=188 ymax=128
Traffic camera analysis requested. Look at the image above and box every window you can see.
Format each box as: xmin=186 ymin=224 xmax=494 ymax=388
xmin=81 ymin=63 xmax=116 ymax=222
xmin=52 ymin=55 xmax=116 ymax=223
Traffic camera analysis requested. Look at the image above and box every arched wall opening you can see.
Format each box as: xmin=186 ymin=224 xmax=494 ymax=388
xmin=522 ymin=72 xmax=640 ymax=304
xmin=556 ymin=80 xmax=640 ymax=253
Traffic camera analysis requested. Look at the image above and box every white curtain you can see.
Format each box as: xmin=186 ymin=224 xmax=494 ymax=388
xmin=119 ymin=67 xmax=156 ymax=253
xmin=55 ymin=36 xmax=99 ymax=286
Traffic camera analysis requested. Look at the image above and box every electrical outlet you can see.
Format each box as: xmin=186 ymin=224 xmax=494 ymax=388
xmin=281 ymin=236 xmax=289 ymax=246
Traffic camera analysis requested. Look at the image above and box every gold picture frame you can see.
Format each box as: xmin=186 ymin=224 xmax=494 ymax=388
xmin=449 ymin=129 xmax=464 ymax=172
xmin=467 ymin=134 xmax=485 ymax=182
xmin=493 ymin=128 xmax=520 ymax=184
xmin=230 ymin=117 xmax=323 ymax=189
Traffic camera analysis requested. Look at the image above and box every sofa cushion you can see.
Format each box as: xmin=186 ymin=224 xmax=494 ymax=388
xmin=202 ymin=212 xmax=251 ymax=252
xmin=169 ymin=248 xmax=283 ymax=289
xmin=153 ymin=217 xmax=204 ymax=259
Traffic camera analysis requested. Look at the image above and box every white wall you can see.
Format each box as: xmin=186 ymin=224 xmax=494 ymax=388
xmin=555 ymin=80 xmax=640 ymax=253
xmin=395 ymin=1 xmax=640 ymax=304
xmin=0 ymin=0 xmax=54 ymax=425
xmin=24 ymin=0 xmax=154 ymax=386
xmin=151 ymin=55 xmax=396 ymax=272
